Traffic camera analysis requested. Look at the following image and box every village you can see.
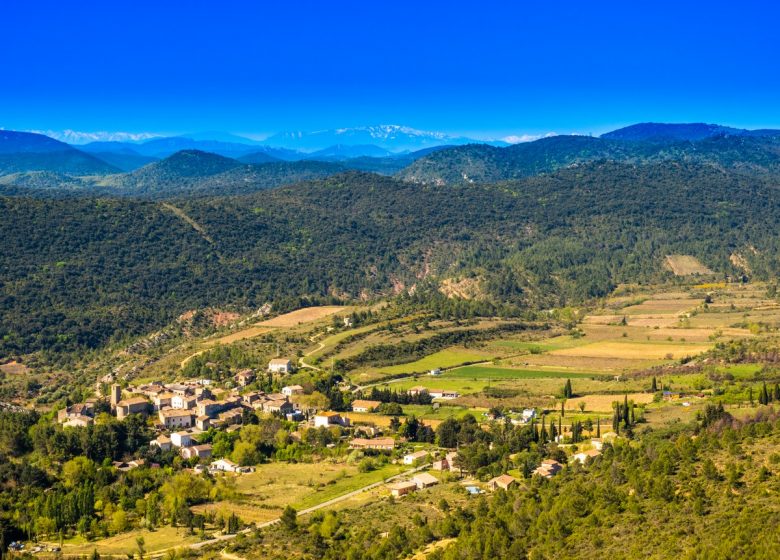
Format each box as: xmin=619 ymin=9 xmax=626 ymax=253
xmin=57 ymin=353 xmax=612 ymax=504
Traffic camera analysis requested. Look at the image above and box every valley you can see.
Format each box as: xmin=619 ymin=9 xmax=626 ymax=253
xmin=3 ymin=124 xmax=780 ymax=560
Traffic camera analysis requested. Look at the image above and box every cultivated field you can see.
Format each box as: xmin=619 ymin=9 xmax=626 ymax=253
xmin=192 ymin=461 xmax=406 ymax=524
xmin=54 ymin=526 xmax=201 ymax=556
xmin=548 ymin=340 xmax=712 ymax=360
xmin=377 ymin=349 xmax=491 ymax=375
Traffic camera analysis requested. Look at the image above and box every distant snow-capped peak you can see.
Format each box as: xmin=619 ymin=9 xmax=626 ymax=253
xmin=28 ymin=129 xmax=161 ymax=144
xmin=333 ymin=125 xmax=451 ymax=140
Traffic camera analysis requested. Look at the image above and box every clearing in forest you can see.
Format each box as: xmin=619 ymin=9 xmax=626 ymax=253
xmin=665 ymin=255 xmax=715 ymax=276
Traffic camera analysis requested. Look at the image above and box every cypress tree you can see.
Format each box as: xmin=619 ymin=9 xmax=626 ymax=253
xmin=561 ymin=400 xmax=565 ymax=418
xmin=651 ymin=376 xmax=658 ymax=392
xmin=596 ymin=417 xmax=601 ymax=438
xmin=774 ymin=383 xmax=780 ymax=402
xmin=623 ymin=395 xmax=630 ymax=426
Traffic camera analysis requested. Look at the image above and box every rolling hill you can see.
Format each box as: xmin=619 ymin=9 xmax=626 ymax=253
xmin=96 ymin=150 xmax=345 ymax=197
xmin=397 ymin=133 xmax=780 ymax=185
xmin=3 ymin=161 xmax=780 ymax=355
xmin=0 ymin=131 xmax=120 ymax=175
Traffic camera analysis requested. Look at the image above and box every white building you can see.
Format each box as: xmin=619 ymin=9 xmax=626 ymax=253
xmin=150 ymin=435 xmax=172 ymax=451
xmin=282 ymin=385 xmax=304 ymax=397
xmin=170 ymin=431 xmax=193 ymax=448
xmin=313 ymin=412 xmax=349 ymax=428
xmin=158 ymin=409 xmax=194 ymax=429
xmin=268 ymin=358 xmax=294 ymax=374
xmin=210 ymin=458 xmax=238 ymax=472
xmin=403 ymin=450 xmax=429 ymax=465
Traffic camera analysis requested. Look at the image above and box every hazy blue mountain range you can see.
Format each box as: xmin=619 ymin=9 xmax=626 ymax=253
xmin=0 ymin=131 xmax=120 ymax=175
xmin=3 ymin=123 xmax=780 ymax=193
xmin=602 ymin=122 xmax=780 ymax=142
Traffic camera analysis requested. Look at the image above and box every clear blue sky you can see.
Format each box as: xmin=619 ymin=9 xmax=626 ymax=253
xmin=1 ymin=0 xmax=779 ymax=139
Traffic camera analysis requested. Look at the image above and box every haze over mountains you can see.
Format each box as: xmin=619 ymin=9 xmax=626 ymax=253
xmin=2 ymin=120 xmax=780 ymax=352
xmin=1 ymin=122 xmax=779 ymax=198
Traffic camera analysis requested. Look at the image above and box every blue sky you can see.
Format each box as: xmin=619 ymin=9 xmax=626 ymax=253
xmin=1 ymin=0 xmax=779 ymax=140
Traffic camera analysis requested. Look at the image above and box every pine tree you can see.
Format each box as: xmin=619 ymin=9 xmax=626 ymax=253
xmin=281 ymin=506 xmax=297 ymax=531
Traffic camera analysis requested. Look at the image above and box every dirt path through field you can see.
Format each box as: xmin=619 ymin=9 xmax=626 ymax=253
xmin=179 ymin=306 xmax=346 ymax=368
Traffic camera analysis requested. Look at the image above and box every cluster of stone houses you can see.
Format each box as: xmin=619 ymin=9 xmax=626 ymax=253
xmin=150 ymin=429 xmax=214 ymax=460
xmin=58 ymin=360 xmax=307 ymax=465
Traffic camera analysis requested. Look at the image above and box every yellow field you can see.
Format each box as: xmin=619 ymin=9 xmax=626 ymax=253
xmin=258 ymin=306 xmax=346 ymax=327
xmin=549 ymin=341 xmax=711 ymax=360
xmin=192 ymin=460 xmax=407 ymax=524
xmin=515 ymin=353 xmax=659 ymax=372
xmin=665 ymin=255 xmax=715 ymax=276
xmin=53 ymin=526 xmax=201 ymax=556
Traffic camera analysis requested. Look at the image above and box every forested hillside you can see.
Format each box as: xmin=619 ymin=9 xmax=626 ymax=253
xmin=398 ymin=134 xmax=780 ymax=185
xmin=2 ymin=162 xmax=780 ymax=357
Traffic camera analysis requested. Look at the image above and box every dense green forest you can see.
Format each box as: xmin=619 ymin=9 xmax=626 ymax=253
xmin=3 ymin=161 xmax=780 ymax=356
xmin=398 ymin=134 xmax=780 ymax=185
